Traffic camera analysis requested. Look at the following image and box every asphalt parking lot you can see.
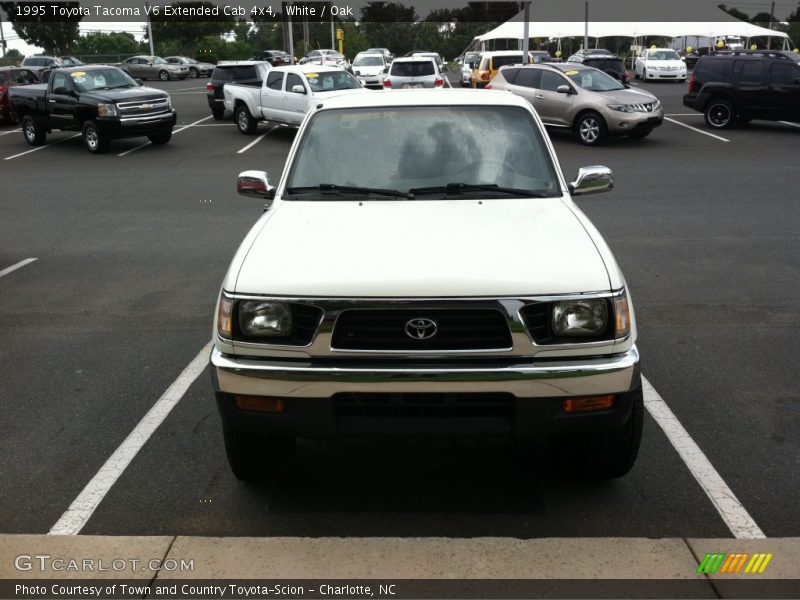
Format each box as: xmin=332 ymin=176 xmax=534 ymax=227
xmin=0 ymin=74 xmax=798 ymax=544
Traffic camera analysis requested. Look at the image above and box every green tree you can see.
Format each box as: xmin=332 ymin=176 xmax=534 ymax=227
xmin=72 ymin=32 xmax=141 ymax=57
xmin=147 ymin=1 xmax=236 ymax=56
xmin=788 ymin=3 xmax=800 ymax=50
xmin=361 ymin=2 xmax=417 ymax=56
xmin=717 ymin=4 xmax=750 ymax=22
xmin=0 ymin=1 xmax=82 ymax=54
xmin=0 ymin=48 xmax=23 ymax=66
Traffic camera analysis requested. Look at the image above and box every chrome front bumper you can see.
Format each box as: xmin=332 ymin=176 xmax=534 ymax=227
xmin=211 ymin=345 xmax=640 ymax=399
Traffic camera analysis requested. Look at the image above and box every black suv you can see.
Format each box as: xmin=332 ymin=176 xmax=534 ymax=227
xmin=684 ymin=51 xmax=800 ymax=129
xmin=206 ymin=61 xmax=270 ymax=120
xmin=251 ymin=50 xmax=293 ymax=66
xmin=566 ymin=50 xmax=630 ymax=83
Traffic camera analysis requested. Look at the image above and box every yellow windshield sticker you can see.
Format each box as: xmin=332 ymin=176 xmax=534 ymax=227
xmin=306 ymin=73 xmax=318 ymax=78
xmin=565 ymin=70 xmax=579 ymax=75
xmin=71 ymin=71 xmax=87 ymax=77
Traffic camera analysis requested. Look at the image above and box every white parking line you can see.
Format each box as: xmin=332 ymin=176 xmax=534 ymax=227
xmin=170 ymin=91 xmax=208 ymax=95
xmin=0 ymin=258 xmax=37 ymax=280
xmin=236 ymin=125 xmax=279 ymax=154
xmin=665 ymin=113 xmax=703 ymax=117
xmin=0 ymin=128 xmax=22 ymax=136
xmin=49 ymin=341 xmax=213 ymax=535
xmin=664 ymin=117 xmax=730 ymax=142
xmin=170 ymin=86 xmax=207 ymax=92
xmin=642 ymin=375 xmax=765 ymax=539
xmin=117 ymin=115 xmax=213 ymax=157
xmin=4 ymin=134 xmax=81 ymax=160
xmin=779 ymin=121 xmax=800 ymax=128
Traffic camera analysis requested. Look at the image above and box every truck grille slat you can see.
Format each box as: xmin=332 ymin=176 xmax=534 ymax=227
xmin=332 ymin=309 xmax=512 ymax=351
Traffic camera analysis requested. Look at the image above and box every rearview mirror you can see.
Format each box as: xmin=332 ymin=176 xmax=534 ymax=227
xmin=556 ymin=84 xmax=572 ymax=94
xmin=237 ymin=170 xmax=276 ymax=207
xmin=569 ymin=166 xmax=613 ymax=196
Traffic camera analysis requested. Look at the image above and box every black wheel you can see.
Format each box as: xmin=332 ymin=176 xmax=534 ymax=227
xmin=235 ymin=105 xmax=258 ymax=134
xmin=704 ymin=99 xmax=735 ymax=129
xmin=211 ymin=106 xmax=225 ymax=120
xmin=148 ymin=131 xmax=172 ymax=145
xmin=627 ymin=128 xmax=652 ymax=139
xmin=21 ymin=115 xmax=46 ymax=146
xmin=575 ymin=111 xmax=607 ymax=146
xmin=223 ymin=429 xmax=295 ymax=482
xmin=189 ymin=68 xmax=199 ymax=78
xmin=81 ymin=120 xmax=110 ymax=154
xmin=547 ymin=381 xmax=643 ymax=481
xmin=158 ymin=70 xmax=169 ymax=81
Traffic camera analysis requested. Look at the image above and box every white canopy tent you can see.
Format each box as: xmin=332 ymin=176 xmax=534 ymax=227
xmin=475 ymin=20 xmax=790 ymax=44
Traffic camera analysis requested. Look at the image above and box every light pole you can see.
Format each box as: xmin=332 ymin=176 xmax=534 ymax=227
xmin=145 ymin=1 xmax=155 ymax=56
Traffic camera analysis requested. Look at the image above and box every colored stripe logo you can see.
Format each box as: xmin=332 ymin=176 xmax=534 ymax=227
xmin=697 ymin=553 xmax=773 ymax=574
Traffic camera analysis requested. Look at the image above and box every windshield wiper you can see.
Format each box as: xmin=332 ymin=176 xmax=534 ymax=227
xmin=285 ymin=183 xmax=412 ymax=199
xmin=409 ymin=183 xmax=551 ymax=197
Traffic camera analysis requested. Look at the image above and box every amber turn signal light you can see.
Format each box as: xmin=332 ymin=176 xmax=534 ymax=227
xmin=234 ymin=395 xmax=286 ymax=413
xmin=563 ymin=394 xmax=615 ymax=413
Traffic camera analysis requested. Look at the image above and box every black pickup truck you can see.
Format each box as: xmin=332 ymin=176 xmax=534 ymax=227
xmin=9 ymin=65 xmax=176 ymax=154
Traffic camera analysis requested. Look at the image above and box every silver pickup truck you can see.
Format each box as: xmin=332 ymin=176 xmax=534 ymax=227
xmin=223 ymin=64 xmax=367 ymax=134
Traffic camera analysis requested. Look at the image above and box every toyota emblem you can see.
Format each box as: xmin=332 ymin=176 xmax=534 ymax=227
xmin=405 ymin=318 xmax=438 ymax=340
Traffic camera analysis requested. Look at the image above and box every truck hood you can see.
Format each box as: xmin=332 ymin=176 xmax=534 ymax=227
xmin=83 ymin=86 xmax=168 ymax=103
xmin=233 ymin=198 xmax=612 ymax=297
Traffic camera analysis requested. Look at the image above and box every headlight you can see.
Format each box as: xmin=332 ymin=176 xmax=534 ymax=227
xmin=614 ymin=293 xmax=631 ymax=338
xmin=552 ymin=299 xmax=607 ymax=336
xmin=97 ymin=103 xmax=118 ymax=117
xmin=165 ymin=96 xmax=172 ymax=110
xmin=239 ymin=301 xmax=293 ymax=337
xmin=608 ymin=104 xmax=636 ymax=113
xmin=216 ymin=294 xmax=233 ymax=339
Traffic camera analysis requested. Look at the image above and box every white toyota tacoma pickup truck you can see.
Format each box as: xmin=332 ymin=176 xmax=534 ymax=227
xmin=223 ymin=64 xmax=367 ymax=134
xmin=211 ymin=89 xmax=642 ymax=482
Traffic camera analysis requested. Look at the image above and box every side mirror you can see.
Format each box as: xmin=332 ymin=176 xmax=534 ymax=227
xmin=569 ymin=166 xmax=613 ymax=196
xmin=556 ymin=84 xmax=573 ymax=94
xmin=383 ymin=65 xmax=390 ymax=73
xmin=237 ymin=170 xmax=276 ymax=205
xmin=134 ymin=78 xmax=144 ymax=86
xmin=291 ymin=84 xmax=306 ymax=94
xmin=53 ymin=86 xmax=70 ymax=95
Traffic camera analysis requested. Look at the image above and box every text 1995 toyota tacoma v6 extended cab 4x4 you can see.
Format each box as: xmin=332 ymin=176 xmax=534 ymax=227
xmin=211 ymin=90 xmax=642 ymax=482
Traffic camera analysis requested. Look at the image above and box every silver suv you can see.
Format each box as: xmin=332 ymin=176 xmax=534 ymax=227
xmin=383 ymin=57 xmax=444 ymax=89
xmin=490 ymin=63 xmax=663 ymax=145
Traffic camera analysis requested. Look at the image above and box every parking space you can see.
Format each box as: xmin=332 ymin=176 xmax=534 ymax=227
xmin=1 ymin=75 xmax=798 ymax=544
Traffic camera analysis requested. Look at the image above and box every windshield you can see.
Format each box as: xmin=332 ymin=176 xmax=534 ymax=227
xmin=565 ymin=69 xmax=624 ymax=91
xmin=305 ymin=70 xmax=361 ymax=92
xmin=70 ymin=68 xmax=138 ymax=91
xmin=392 ymin=61 xmax=435 ymax=76
xmin=353 ymin=56 xmax=384 ymax=66
xmin=153 ymin=57 xmax=167 ymax=64
xmin=286 ymin=106 xmax=560 ymax=199
xmin=649 ymin=50 xmax=680 ymax=61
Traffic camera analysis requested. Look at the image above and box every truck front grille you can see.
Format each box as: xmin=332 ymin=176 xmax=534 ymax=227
xmin=331 ymin=309 xmax=512 ymax=351
xmin=117 ymin=98 xmax=170 ymax=117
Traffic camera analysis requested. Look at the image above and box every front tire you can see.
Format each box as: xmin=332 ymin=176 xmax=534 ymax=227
xmin=81 ymin=120 xmax=110 ymax=154
xmin=158 ymin=70 xmax=169 ymax=81
xmin=575 ymin=111 xmax=607 ymax=146
xmin=547 ymin=382 xmax=643 ymax=481
xmin=189 ymin=68 xmax=199 ymax=78
xmin=704 ymin=99 xmax=735 ymax=129
xmin=235 ymin=105 xmax=258 ymax=135
xmin=223 ymin=429 xmax=295 ymax=482
xmin=21 ymin=115 xmax=46 ymax=146
xmin=148 ymin=131 xmax=172 ymax=145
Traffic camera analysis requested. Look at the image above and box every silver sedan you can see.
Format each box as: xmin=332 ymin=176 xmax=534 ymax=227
xmin=118 ymin=56 xmax=189 ymax=81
